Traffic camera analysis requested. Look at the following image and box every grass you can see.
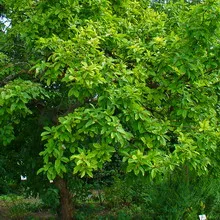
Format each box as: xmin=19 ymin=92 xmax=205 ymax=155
xmin=0 ymin=194 xmax=57 ymax=220
xmin=0 ymin=194 xmax=137 ymax=220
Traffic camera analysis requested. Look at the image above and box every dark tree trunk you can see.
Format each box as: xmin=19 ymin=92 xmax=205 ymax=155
xmin=54 ymin=177 xmax=75 ymax=220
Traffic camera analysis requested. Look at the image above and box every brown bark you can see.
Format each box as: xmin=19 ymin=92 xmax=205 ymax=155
xmin=54 ymin=177 xmax=75 ymax=220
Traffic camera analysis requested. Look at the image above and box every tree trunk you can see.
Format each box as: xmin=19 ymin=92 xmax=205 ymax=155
xmin=54 ymin=177 xmax=75 ymax=220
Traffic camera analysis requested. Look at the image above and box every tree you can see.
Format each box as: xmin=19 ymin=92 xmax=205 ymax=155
xmin=1 ymin=0 xmax=219 ymax=219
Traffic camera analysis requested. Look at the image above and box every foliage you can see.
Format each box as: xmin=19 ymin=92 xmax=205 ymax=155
xmin=0 ymin=0 xmax=219 ymax=218
xmin=40 ymin=188 xmax=60 ymax=213
xmin=101 ymin=173 xmax=220 ymax=219
xmin=0 ymin=156 xmax=10 ymax=194
xmin=2 ymin=0 xmax=219 ymax=178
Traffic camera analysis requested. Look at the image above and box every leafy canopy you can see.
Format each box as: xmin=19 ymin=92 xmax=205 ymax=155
xmin=0 ymin=0 xmax=219 ymax=181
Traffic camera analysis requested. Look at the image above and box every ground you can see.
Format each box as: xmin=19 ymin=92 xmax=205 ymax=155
xmin=0 ymin=197 xmax=57 ymax=220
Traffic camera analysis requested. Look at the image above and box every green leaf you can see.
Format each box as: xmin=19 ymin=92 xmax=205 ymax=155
xmin=85 ymin=120 xmax=94 ymax=128
xmin=37 ymin=168 xmax=45 ymax=175
xmin=68 ymin=88 xmax=79 ymax=98
xmin=151 ymin=169 xmax=156 ymax=179
xmin=61 ymin=157 xmax=69 ymax=163
xmin=87 ymin=170 xmax=93 ymax=178
xmin=55 ymin=159 xmax=61 ymax=173
xmin=41 ymin=131 xmax=51 ymax=137
xmin=80 ymin=171 xmax=86 ymax=178
xmin=61 ymin=165 xmax=67 ymax=173
xmin=46 ymin=78 xmax=51 ymax=86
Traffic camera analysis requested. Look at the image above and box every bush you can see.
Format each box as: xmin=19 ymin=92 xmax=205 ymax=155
xmin=103 ymin=172 xmax=220 ymax=219
xmin=40 ymin=188 xmax=60 ymax=213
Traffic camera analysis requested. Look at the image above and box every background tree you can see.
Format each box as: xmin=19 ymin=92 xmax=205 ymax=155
xmin=1 ymin=0 xmax=219 ymax=219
